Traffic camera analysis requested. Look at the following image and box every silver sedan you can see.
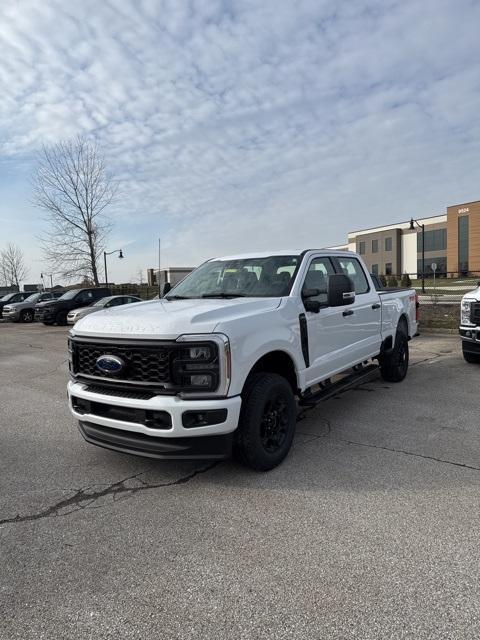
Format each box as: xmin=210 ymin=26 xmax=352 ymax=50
xmin=67 ymin=295 xmax=142 ymax=325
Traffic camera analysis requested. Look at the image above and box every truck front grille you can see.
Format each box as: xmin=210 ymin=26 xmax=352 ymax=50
xmin=470 ymin=302 xmax=480 ymax=325
xmin=71 ymin=340 xmax=174 ymax=386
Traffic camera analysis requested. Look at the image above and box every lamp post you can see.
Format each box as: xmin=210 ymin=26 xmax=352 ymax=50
xmin=410 ymin=218 xmax=425 ymax=293
xmin=41 ymin=272 xmax=54 ymax=289
xmin=103 ymin=249 xmax=124 ymax=286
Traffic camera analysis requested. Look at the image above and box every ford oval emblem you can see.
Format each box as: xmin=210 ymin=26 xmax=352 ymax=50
xmin=95 ymin=354 xmax=125 ymax=375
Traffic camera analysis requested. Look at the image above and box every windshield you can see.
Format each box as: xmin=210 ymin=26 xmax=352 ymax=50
xmin=93 ymin=297 xmax=112 ymax=307
xmin=1 ymin=293 xmax=16 ymax=301
xmin=166 ymin=255 xmax=300 ymax=299
xmin=58 ymin=289 xmax=80 ymax=301
xmin=24 ymin=293 xmax=41 ymax=303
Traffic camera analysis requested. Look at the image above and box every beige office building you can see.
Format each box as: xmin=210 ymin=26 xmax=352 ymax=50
xmin=344 ymin=199 xmax=480 ymax=277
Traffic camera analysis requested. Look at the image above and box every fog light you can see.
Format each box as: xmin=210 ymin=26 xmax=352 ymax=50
xmin=466 ymin=331 xmax=472 ymax=338
xmin=182 ymin=409 xmax=228 ymax=428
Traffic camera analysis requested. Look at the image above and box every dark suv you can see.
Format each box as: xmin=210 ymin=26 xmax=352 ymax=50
xmin=0 ymin=291 xmax=35 ymax=318
xmin=35 ymin=287 xmax=111 ymax=326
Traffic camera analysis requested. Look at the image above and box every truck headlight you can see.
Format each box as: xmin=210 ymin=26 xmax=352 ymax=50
xmin=176 ymin=334 xmax=231 ymax=396
xmin=461 ymin=300 xmax=473 ymax=325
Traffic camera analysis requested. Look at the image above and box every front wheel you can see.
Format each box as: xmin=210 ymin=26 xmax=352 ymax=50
xmin=233 ymin=373 xmax=297 ymax=471
xmin=55 ymin=311 xmax=68 ymax=326
xmin=462 ymin=342 xmax=480 ymax=364
xmin=380 ymin=328 xmax=409 ymax=382
xmin=20 ymin=309 xmax=34 ymax=323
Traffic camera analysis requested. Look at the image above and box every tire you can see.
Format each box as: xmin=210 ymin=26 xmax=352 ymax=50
xmin=55 ymin=311 xmax=68 ymax=326
xmin=380 ymin=326 xmax=409 ymax=382
xmin=20 ymin=309 xmax=34 ymax=323
xmin=462 ymin=342 xmax=480 ymax=364
xmin=233 ymin=373 xmax=297 ymax=471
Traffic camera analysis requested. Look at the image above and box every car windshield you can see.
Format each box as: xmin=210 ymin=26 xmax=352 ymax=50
xmin=1 ymin=293 xmax=16 ymax=301
xmin=166 ymin=255 xmax=300 ymax=299
xmin=58 ymin=289 xmax=80 ymax=301
xmin=24 ymin=293 xmax=40 ymax=303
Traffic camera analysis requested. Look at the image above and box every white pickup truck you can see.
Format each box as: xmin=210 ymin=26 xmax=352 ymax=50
xmin=459 ymin=285 xmax=480 ymax=363
xmin=68 ymin=250 xmax=418 ymax=470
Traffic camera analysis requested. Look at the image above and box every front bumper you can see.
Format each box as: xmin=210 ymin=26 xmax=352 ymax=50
xmin=35 ymin=309 xmax=56 ymax=322
xmin=68 ymin=380 xmax=242 ymax=459
xmin=3 ymin=309 xmax=19 ymax=321
xmin=459 ymin=325 xmax=480 ymax=354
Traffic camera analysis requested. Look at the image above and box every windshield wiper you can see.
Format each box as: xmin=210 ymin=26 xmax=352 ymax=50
xmin=201 ymin=292 xmax=247 ymax=298
xmin=165 ymin=295 xmax=192 ymax=300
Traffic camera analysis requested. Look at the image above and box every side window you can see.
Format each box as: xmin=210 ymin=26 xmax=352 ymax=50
xmin=107 ymin=298 xmax=123 ymax=307
xmin=77 ymin=291 xmax=94 ymax=304
xmin=302 ymin=258 xmax=335 ymax=305
xmin=335 ymin=258 xmax=369 ymax=294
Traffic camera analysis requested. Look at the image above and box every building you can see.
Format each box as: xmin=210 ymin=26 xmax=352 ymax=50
xmin=344 ymin=199 xmax=480 ymax=277
xmin=147 ymin=267 xmax=194 ymax=289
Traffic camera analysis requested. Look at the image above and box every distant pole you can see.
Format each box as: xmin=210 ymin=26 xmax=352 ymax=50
xmin=158 ymin=238 xmax=161 ymax=297
xmin=103 ymin=251 xmax=108 ymax=286
xmin=421 ymin=223 xmax=425 ymax=294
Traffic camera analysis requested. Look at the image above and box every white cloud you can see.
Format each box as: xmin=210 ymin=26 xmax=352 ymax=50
xmin=0 ymin=0 xmax=480 ymax=282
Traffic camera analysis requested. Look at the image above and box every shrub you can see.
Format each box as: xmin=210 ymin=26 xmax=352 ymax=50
xmin=379 ymin=274 xmax=387 ymax=287
xmin=400 ymin=273 xmax=412 ymax=288
xmin=387 ymin=275 xmax=398 ymax=288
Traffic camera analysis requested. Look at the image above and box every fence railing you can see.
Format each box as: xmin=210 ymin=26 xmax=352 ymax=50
xmin=378 ymin=272 xmax=480 ymax=305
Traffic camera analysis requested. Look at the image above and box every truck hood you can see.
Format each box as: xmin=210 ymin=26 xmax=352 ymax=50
xmin=72 ymin=297 xmax=282 ymax=339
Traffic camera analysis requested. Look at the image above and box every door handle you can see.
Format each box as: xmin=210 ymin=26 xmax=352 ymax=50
xmin=342 ymin=309 xmax=354 ymax=317
xmin=372 ymin=303 xmax=381 ymax=309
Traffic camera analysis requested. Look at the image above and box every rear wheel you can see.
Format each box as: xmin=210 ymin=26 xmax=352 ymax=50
xmin=233 ymin=373 xmax=297 ymax=471
xmin=380 ymin=325 xmax=409 ymax=382
xmin=20 ymin=309 xmax=34 ymax=323
xmin=462 ymin=342 xmax=480 ymax=364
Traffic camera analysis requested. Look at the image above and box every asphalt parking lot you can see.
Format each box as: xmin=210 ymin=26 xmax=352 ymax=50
xmin=1 ymin=323 xmax=479 ymax=639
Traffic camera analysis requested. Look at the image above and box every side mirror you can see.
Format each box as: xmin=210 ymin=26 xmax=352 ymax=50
xmin=302 ymin=287 xmax=320 ymax=299
xmin=162 ymin=282 xmax=172 ymax=296
xmin=304 ymin=299 xmax=321 ymax=313
xmin=327 ymin=274 xmax=355 ymax=307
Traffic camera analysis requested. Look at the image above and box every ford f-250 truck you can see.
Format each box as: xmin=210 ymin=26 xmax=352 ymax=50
xmin=68 ymin=250 xmax=418 ymax=471
xmin=459 ymin=284 xmax=480 ymax=363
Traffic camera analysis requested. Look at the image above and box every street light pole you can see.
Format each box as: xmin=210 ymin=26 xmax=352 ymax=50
xmin=103 ymin=249 xmax=124 ymax=286
xmin=410 ymin=218 xmax=425 ymax=294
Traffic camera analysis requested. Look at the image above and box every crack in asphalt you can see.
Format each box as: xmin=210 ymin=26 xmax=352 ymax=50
xmin=0 ymin=462 xmax=220 ymax=527
xmin=336 ymin=438 xmax=480 ymax=472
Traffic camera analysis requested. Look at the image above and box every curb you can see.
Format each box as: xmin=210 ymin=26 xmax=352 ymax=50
xmin=418 ymin=327 xmax=458 ymax=335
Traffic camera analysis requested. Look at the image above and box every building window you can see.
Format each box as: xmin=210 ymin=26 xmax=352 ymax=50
xmin=385 ymin=263 xmax=392 ymax=275
xmin=372 ymin=239 xmax=378 ymax=253
xmin=458 ymin=216 xmax=469 ymax=275
xmin=372 ymin=264 xmax=379 ymax=275
xmin=385 ymin=237 xmax=392 ymax=251
xmin=418 ymin=257 xmax=446 ymax=277
xmin=358 ymin=241 xmax=365 ymax=255
xmin=417 ymin=228 xmax=447 ymax=252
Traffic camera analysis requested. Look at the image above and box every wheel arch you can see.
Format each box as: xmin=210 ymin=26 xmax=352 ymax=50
xmin=244 ymin=350 xmax=299 ymax=395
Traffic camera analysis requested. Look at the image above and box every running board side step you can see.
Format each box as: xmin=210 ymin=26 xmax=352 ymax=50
xmin=298 ymin=364 xmax=379 ymax=408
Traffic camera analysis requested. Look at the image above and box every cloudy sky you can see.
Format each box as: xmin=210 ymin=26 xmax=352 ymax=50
xmin=1 ymin=0 xmax=480 ymax=285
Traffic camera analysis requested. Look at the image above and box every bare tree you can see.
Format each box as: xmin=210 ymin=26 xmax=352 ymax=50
xmin=0 ymin=243 xmax=29 ymax=287
xmin=33 ymin=136 xmax=116 ymax=285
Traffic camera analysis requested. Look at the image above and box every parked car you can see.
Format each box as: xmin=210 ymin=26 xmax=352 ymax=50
xmin=67 ymin=250 xmax=418 ymax=470
xmin=35 ymin=287 xmax=111 ymax=326
xmin=0 ymin=291 xmax=36 ymax=319
xmin=3 ymin=291 xmax=65 ymax=323
xmin=459 ymin=284 xmax=480 ymax=363
xmin=67 ymin=295 xmax=142 ymax=325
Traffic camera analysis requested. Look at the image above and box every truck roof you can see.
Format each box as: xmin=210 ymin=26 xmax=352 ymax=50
xmin=210 ymin=249 xmax=354 ymax=261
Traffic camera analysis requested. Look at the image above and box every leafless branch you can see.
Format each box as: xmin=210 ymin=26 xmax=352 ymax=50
xmin=33 ymin=136 xmax=117 ymax=285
